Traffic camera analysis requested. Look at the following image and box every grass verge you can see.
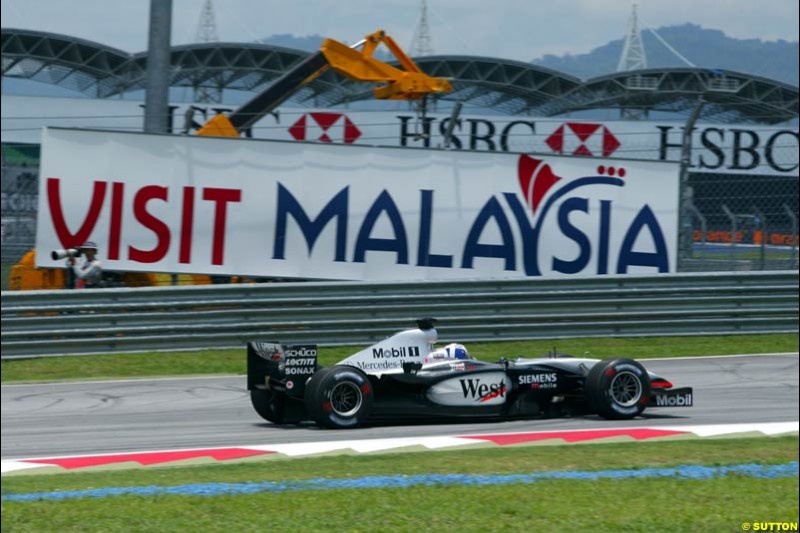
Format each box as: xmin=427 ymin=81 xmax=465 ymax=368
xmin=2 ymin=437 xmax=798 ymax=532
xmin=2 ymin=333 xmax=797 ymax=384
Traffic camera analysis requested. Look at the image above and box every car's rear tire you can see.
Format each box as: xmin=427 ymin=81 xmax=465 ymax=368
xmin=304 ymin=366 xmax=373 ymax=429
xmin=250 ymin=389 xmax=285 ymax=424
xmin=585 ymin=358 xmax=651 ymax=419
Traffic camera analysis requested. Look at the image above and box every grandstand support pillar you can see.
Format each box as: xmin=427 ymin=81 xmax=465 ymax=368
xmin=144 ymin=0 xmax=173 ymax=134
xmin=677 ymin=97 xmax=705 ymax=271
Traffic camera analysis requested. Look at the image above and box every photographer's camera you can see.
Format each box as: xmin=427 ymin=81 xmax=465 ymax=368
xmin=51 ymin=248 xmax=83 ymax=260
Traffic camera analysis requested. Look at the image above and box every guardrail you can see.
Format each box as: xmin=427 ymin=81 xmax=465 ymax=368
xmin=1 ymin=271 xmax=797 ymax=358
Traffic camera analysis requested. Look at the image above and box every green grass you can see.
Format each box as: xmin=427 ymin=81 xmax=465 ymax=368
xmin=2 ymin=333 xmax=797 ymax=384
xmin=2 ymin=437 xmax=798 ymax=533
xmin=709 ymin=250 xmax=797 ymax=261
xmin=3 ymin=478 xmax=797 ymax=533
xmin=3 ymin=436 xmax=797 ymax=490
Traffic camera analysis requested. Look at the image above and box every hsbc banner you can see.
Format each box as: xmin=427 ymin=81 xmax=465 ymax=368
xmin=284 ymin=111 xmax=798 ymax=176
xmin=4 ymin=95 xmax=796 ymax=177
xmin=37 ymin=128 xmax=679 ymax=281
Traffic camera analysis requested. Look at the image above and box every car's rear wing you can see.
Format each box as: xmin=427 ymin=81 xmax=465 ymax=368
xmin=247 ymin=342 xmax=318 ymax=399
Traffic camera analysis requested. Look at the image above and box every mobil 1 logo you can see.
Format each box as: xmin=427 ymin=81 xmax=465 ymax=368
xmin=372 ymin=346 xmax=420 ymax=358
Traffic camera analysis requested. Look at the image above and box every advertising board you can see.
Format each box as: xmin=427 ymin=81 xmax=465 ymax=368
xmin=36 ymin=127 xmax=679 ymax=280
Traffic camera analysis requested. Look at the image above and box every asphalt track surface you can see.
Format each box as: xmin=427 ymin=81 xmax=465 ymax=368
xmin=2 ymin=354 xmax=798 ymax=459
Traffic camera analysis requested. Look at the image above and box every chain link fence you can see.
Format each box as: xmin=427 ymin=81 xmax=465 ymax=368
xmin=1 ymin=144 xmax=39 ymax=289
xmin=684 ymin=169 xmax=798 ymax=272
xmin=2 ymin=119 xmax=798 ymax=290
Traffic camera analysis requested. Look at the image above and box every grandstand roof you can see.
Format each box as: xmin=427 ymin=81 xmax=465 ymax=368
xmin=2 ymin=28 xmax=798 ymax=124
xmin=573 ymin=69 xmax=800 ymax=124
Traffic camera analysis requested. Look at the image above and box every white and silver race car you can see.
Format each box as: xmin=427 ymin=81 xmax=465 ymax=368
xmin=247 ymin=319 xmax=693 ymax=428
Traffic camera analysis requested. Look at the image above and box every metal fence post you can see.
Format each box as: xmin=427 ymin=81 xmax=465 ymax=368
xmin=678 ymin=98 xmax=705 ymax=271
xmin=785 ymin=204 xmax=798 ymax=270
xmin=753 ymin=206 xmax=767 ymax=270
xmin=687 ymin=201 xmax=707 ymax=266
xmin=721 ymin=204 xmax=737 ymax=263
xmin=442 ymin=101 xmax=463 ymax=150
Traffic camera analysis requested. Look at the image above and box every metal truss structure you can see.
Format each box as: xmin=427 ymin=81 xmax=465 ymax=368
xmin=569 ymin=69 xmax=799 ymax=124
xmin=1 ymin=29 xmax=346 ymax=105
xmin=1 ymin=29 xmax=133 ymax=97
xmin=2 ymin=28 xmax=797 ymax=124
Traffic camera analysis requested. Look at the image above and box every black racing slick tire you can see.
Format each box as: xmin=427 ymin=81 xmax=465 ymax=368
xmin=585 ymin=358 xmax=651 ymax=420
xmin=250 ymin=389 xmax=286 ymax=424
xmin=304 ymin=366 xmax=373 ymax=429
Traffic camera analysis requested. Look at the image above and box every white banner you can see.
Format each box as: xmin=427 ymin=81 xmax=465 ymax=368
xmin=36 ymin=128 xmax=679 ymax=280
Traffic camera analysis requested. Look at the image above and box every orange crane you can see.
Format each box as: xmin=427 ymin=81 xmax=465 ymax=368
xmin=197 ymin=30 xmax=452 ymax=138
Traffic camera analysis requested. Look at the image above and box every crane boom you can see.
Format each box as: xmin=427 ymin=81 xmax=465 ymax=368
xmin=197 ymin=30 xmax=451 ymax=137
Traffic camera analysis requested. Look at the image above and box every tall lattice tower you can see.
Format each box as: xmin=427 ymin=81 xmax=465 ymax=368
xmin=410 ymin=0 xmax=434 ymax=57
xmin=194 ymin=0 xmax=222 ymax=103
xmin=617 ymin=4 xmax=647 ymax=72
xmin=617 ymin=4 xmax=648 ymax=119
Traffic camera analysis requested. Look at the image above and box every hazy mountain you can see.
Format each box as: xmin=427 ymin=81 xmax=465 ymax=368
xmin=532 ymin=23 xmax=798 ymax=86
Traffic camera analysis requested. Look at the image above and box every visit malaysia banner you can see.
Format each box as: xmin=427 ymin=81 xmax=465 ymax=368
xmin=37 ymin=127 xmax=680 ymax=280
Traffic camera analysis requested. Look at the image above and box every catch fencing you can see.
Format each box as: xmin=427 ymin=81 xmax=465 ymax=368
xmin=2 ymin=115 xmax=799 ymax=289
xmin=681 ymin=128 xmax=799 ymax=272
xmin=1 ymin=271 xmax=797 ymax=358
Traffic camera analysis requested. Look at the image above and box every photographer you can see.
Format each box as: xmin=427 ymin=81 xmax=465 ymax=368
xmin=64 ymin=241 xmax=103 ymax=289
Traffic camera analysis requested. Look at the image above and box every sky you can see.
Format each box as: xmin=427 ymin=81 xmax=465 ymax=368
xmin=1 ymin=0 xmax=798 ymax=61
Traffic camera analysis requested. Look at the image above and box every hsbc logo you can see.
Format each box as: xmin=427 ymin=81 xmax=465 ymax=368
xmin=289 ymin=112 xmax=361 ymax=144
xmin=546 ymin=122 xmax=621 ymax=158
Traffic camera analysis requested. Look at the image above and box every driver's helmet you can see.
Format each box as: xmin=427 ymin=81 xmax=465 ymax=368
xmin=444 ymin=343 xmax=470 ymax=359
xmin=427 ymin=343 xmax=470 ymax=361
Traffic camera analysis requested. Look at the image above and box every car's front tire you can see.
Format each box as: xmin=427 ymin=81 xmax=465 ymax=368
xmin=304 ymin=366 xmax=373 ymax=429
xmin=585 ymin=358 xmax=651 ymax=419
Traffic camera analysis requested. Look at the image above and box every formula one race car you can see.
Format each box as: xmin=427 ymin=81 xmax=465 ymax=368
xmin=247 ymin=319 xmax=693 ymax=428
